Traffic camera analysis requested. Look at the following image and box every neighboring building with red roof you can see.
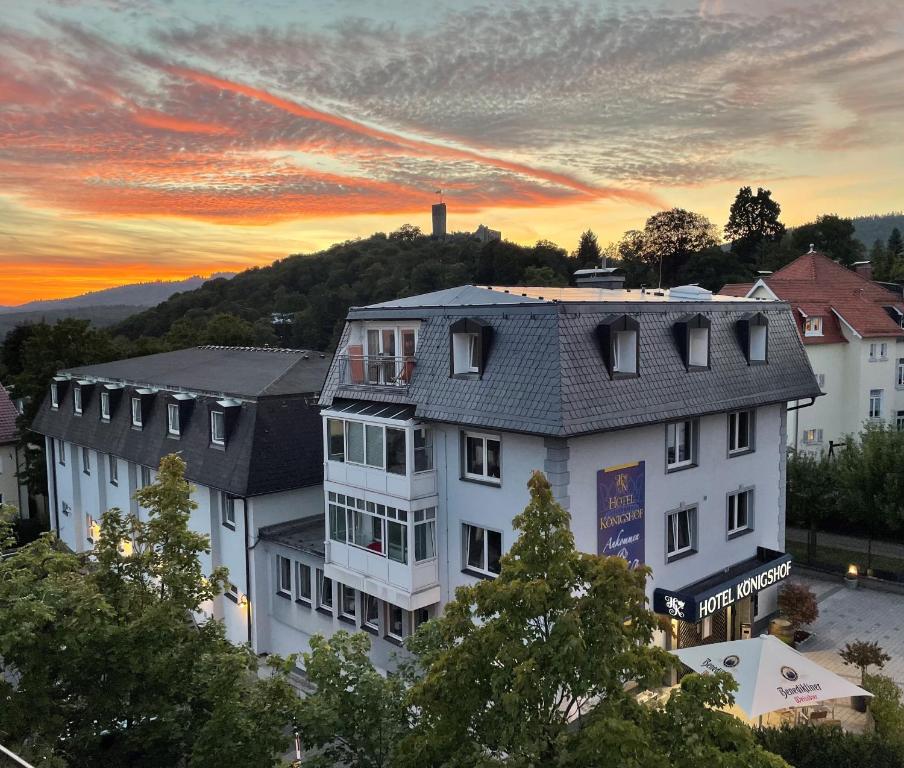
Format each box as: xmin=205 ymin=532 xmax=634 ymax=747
xmin=0 ymin=384 xmax=28 ymax=514
xmin=721 ymin=248 xmax=904 ymax=451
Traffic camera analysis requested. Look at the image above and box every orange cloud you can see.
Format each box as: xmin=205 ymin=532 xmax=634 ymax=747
xmin=130 ymin=107 xmax=238 ymax=136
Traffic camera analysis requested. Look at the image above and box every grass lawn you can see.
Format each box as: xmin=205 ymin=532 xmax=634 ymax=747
xmin=787 ymin=540 xmax=904 ymax=577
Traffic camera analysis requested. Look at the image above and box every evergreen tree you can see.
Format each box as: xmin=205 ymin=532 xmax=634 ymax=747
xmin=888 ymin=227 xmax=903 ymax=278
xmin=870 ymin=239 xmax=890 ymax=281
xmin=573 ymin=229 xmax=602 ymax=269
xmin=725 ymin=186 xmax=786 ymax=266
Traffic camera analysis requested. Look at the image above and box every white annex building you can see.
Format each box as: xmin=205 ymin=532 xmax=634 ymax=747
xmin=722 ymin=249 xmax=904 ymax=452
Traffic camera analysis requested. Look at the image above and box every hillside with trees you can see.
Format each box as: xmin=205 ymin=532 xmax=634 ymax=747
xmin=114 ymin=229 xmax=580 ymax=352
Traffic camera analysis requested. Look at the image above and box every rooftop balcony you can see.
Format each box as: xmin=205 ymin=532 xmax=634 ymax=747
xmin=337 ymin=353 xmax=416 ymax=391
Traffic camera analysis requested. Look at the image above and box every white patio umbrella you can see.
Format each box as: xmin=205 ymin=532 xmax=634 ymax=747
xmin=670 ymin=634 xmax=871 ymax=718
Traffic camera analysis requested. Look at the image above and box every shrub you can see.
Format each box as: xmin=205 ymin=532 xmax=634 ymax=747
xmin=777 ymin=583 xmax=819 ymax=633
xmin=755 ymin=724 xmax=904 ymax=768
xmin=864 ymin=673 xmax=904 ymax=751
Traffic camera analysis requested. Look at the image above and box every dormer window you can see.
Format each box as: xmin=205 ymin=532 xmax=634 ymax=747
xmin=211 ymin=411 xmax=225 ymax=445
xmin=167 ymin=403 xmax=180 ymax=436
xmin=674 ymin=314 xmax=711 ymax=371
xmin=804 ymin=317 xmax=823 ymax=337
xmin=73 ymin=387 xmax=82 ymax=415
xmin=50 ymin=383 xmax=59 ymax=410
xmin=100 ymin=391 xmax=111 ymax=421
xmin=596 ymin=315 xmax=640 ymax=378
xmin=737 ymin=313 xmax=768 ymax=365
xmin=131 ymin=397 xmax=143 ymax=427
xmin=450 ymin=318 xmax=493 ymax=378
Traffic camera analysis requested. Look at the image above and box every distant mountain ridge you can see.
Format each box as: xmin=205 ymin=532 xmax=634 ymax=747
xmin=0 ymin=273 xmax=235 ymax=314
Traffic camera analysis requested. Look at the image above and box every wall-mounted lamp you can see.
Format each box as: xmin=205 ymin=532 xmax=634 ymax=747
xmin=239 ymin=594 xmax=249 ymax=606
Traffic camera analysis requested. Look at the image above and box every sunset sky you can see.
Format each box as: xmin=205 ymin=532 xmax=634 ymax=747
xmin=2 ymin=0 xmax=903 ymax=304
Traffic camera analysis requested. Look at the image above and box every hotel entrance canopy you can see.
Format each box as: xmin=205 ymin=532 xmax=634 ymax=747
xmin=653 ymin=547 xmax=792 ymax=624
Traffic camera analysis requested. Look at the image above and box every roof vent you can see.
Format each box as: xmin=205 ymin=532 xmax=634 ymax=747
xmin=669 ymin=284 xmax=713 ymax=301
xmin=573 ymin=267 xmax=625 ymax=290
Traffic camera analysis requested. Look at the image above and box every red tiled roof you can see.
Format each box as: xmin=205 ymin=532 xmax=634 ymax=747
xmin=719 ymin=252 xmax=904 ymax=344
xmin=0 ymin=385 xmax=18 ymax=444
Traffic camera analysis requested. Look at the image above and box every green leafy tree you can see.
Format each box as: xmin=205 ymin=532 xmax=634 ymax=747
xmin=834 ymin=425 xmax=904 ymax=569
xmin=791 ymin=214 xmax=864 ymax=267
xmin=840 ymin=640 xmax=891 ymax=686
xmin=725 ymin=186 xmax=786 ymax=266
xmin=863 ymin=673 xmax=904 ymax=752
xmin=202 ymin=313 xmax=259 ymax=346
xmin=635 ymin=208 xmax=720 ymax=287
xmin=573 ymin=229 xmax=602 ymax=269
xmin=297 ymin=631 xmax=410 ymax=768
xmin=677 ymin=246 xmax=751 ymax=292
xmin=389 ymin=224 xmax=423 ymax=241
xmin=0 ymin=455 xmax=298 ymax=767
xmin=393 ymin=471 xmax=785 ymax=767
xmin=785 ymin=450 xmax=838 ymax=563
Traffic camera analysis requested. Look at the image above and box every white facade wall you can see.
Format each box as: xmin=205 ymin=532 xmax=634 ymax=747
xmin=0 ymin=442 xmax=28 ymax=514
xmin=788 ymin=328 xmax=904 ymax=452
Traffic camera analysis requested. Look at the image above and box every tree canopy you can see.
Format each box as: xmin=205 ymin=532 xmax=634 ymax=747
xmin=0 ymin=455 xmax=299 ymax=768
xmin=725 ymin=186 xmax=786 ymax=266
xmin=298 ymin=472 xmax=789 ymax=768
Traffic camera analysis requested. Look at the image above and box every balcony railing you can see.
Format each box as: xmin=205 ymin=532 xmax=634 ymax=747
xmin=338 ymin=354 xmax=416 ymax=389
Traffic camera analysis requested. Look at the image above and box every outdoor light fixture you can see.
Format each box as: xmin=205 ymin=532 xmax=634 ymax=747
xmin=239 ymin=594 xmax=249 ymax=606
xmin=847 ymin=564 xmax=858 ymax=577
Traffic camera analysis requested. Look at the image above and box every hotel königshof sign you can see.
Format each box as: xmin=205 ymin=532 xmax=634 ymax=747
xmin=597 ymin=461 xmax=645 ymax=569
xmin=653 ymin=549 xmax=793 ymax=624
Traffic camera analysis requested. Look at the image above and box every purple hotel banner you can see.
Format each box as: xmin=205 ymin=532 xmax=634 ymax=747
xmin=597 ymin=461 xmax=645 ymax=569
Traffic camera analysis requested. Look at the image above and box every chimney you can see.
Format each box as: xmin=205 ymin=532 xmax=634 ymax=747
xmin=432 ymin=202 xmax=447 ymax=238
xmin=854 ymin=261 xmax=873 ymax=281
xmin=573 ymin=267 xmax=625 ymax=290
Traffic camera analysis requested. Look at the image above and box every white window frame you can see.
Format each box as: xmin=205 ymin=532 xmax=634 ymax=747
xmin=276 ymin=555 xmax=292 ymax=597
xmin=221 ymin=493 xmax=236 ymax=529
xmin=81 ymin=446 xmax=90 ymax=475
xmin=802 ymin=428 xmax=823 ymax=445
xmin=897 ymin=359 xmax=904 ymax=388
xmin=613 ymin=329 xmax=638 ymax=374
xmin=73 ymin=387 xmax=82 ymax=415
xmin=167 ymin=403 xmax=180 ymax=436
xmin=100 ymin=391 xmax=110 ymax=420
xmin=362 ymin=593 xmax=380 ymax=633
xmin=414 ymin=508 xmax=437 ymax=562
xmin=881 ymin=342 xmax=888 ymax=359
xmin=140 ymin=465 xmax=152 ymax=488
xmin=50 ymin=383 xmax=59 ymax=409
xmin=316 ymin=569 xmax=333 ymax=612
xmin=452 ymin=332 xmax=480 ymax=375
xmin=462 ymin=523 xmax=503 ymax=577
xmin=666 ymin=506 xmax=696 ymax=561
xmin=749 ymin=324 xmax=767 ymax=362
xmin=131 ymin=397 xmax=143 ymax=427
xmin=385 ymin=603 xmax=406 ymax=642
xmin=414 ymin=426 xmax=434 ymax=472
xmin=687 ymin=326 xmax=709 ymax=367
xmin=211 ymin=411 xmax=225 ymax=445
xmin=339 ymin=584 xmax=357 ymax=622
xmin=666 ymin=420 xmax=696 ymax=470
xmin=57 ymin=439 xmax=65 ymax=466
xmin=295 ymin=562 xmax=312 ymax=605
xmin=727 ymin=488 xmax=754 ymax=537
xmin=803 ymin=317 xmax=823 ymax=337
xmin=462 ymin=431 xmax=501 ymax=483
xmin=108 ymin=454 xmax=118 ymax=486
xmin=869 ymin=389 xmax=883 ymax=419
xmin=727 ymin=410 xmax=754 ymax=455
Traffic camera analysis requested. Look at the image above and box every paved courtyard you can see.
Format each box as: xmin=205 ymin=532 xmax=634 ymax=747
xmin=794 ymin=573 xmax=904 ymax=687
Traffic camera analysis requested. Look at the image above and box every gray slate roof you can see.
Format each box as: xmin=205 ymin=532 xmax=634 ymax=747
xmin=32 ymin=347 xmax=329 ymax=496
xmin=320 ymin=287 xmax=821 ymax=437
xmin=259 ymin=517 xmax=326 ymax=557
xmin=64 ymin=346 xmax=331 ymax=399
